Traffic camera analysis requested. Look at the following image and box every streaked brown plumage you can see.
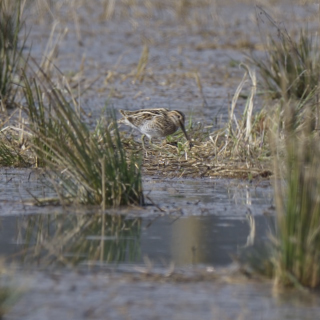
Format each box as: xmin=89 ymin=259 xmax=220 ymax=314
xmin=118 ymin=108 xmax=190 ymax=148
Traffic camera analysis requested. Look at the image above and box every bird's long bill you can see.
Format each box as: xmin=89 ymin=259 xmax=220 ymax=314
xmin=179 ymin=120 xmax=190 ymax=142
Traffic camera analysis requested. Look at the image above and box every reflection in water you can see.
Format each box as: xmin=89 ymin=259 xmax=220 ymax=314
xmin=169 ymin=216 xmax=263 ymax=266
xmin=10 ymin=214 xmax=141 ymax=267
xmin=0 ymin=213 xmax=269 ymax=268
xmin=170 ymin=217 xmax=206 ymax=265
xmin=141 ymin=215 xmax=269 ymax=267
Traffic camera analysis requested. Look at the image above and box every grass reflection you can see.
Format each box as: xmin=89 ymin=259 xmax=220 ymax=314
xmin=16 ymin=213 xmax=141 ymax=267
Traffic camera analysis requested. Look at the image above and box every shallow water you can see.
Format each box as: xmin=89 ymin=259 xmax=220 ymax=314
xmin=0 ymin=169 xmax=272 ymax=269
xmin=0 ymin=213 xmax=269 ymax=268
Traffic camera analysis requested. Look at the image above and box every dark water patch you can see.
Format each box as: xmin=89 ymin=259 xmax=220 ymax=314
xmin=141 ymin=214 xmax=268 ymax=267
xmin=0 ymin=212 xmax=269 ymax=269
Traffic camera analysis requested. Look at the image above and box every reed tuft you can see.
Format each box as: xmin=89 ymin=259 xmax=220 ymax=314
xmin=23 ymin=67 xmax=143 ymax=207
xmin=251 ymin=7 xmax=320 ymax=101
xmin=0 ymin=0 xmax=27 ymax=110
xmin=271 ymin=98 xmax=320 ymax=289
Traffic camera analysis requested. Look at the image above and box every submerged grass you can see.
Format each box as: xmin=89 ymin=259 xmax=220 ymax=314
xmin=23 ymin=67 xmax=143 ymax=206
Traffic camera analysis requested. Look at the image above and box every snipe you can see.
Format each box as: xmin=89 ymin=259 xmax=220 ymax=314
xmin=118 ymin=108 xmax=190 ymax=149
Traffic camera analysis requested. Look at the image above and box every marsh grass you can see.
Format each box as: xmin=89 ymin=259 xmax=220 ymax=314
xmin=245 ymin=7 xmax=320 ymax=288
xmin=241 ymin=97 xmax=320 ymax=289
xmin=252 ymin=7 xmax=320 ymax=101
xmin=23 ymin=67 xmax=143 ymax=206
xmin=270 ymin=99 xmax=320 ymax=288
xmin=0 ymin=0 xmax=27 ymax=110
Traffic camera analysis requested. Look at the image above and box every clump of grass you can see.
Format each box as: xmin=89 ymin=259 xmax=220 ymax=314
xmin=0 ymin=0 xmax=27 ymax=110
xmin=270 ymin=99 xmax=320 ymax=289
xmin=23 ymin=67 xmax=143 ymax=206
xmin=210 ymin=64 xmax=270 ymax=162
xmin=238 ymin=93 xmax=320 ymax=288
xmin=251 ymin=7 xmax=320 ymax=101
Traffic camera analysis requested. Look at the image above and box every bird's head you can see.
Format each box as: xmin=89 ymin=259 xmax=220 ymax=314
xmin=169 ymin=110 xmax=190 ymax=142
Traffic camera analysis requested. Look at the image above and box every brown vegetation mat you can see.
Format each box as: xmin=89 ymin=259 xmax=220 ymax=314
xmin=0 ymin=122 xmax=272 ymax=180
xmin=122 ymin=135 xmax=272 ymax=180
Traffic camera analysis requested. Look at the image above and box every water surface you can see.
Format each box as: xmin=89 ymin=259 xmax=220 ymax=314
xmin=0 ymin=169 xmax=272 ymax=269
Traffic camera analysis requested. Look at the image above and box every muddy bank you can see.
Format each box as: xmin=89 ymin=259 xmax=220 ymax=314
xmin=4 ymin=270 xmax=320 ymax=320
xmin=24 ymin=1 xmax=320 ymax=125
